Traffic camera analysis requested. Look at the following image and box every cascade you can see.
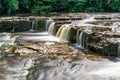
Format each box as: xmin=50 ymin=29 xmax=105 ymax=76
xmin=118 ymin=42 xmax=120 ymax=56
xmin=56 ymin=24 xmax=71 ymax=41
xmin=79 ymin=32 xmax=84 ymax=48
xmin=29 ymin=20 xmax=36 ymax=32
xmin=11 ymin=22 xmax=15 ymax=32
xmin=47 ymin=22 xmax=55 ymax=35
xmin=45 ymin=18 xmax=53 ymax=31
xmin=76 ymin=30 xmax=87 ymax=49
xmin=56 ymin=25 xmax=65 ymax=37
xmin=12 ymin=26 xmax=15 ymax=32
xmin=76 ymin=30 xmax=80 ymax=45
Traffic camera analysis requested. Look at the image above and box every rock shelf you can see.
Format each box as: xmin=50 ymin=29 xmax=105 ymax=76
xmin=0 ymin=13 xmax=120 ymax=80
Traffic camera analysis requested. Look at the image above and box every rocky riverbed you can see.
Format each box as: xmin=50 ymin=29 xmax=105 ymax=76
xmin=0 ymin=40 xmax=119 ymax=80
xmin=0 ymin=13 xmax=120 ymax=80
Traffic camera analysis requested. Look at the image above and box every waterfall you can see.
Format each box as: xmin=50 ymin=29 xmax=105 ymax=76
xmin=76 ymin=30 xmax=87 ymax=49
xmin=29 ymin=20 xmax=36 ymax=32
xmin=11 ymin=22 xmax=15 ymax=32
xmin=56 ymin=25 xmax=65 ymax=37
xmin=79 ymin=32 xmax=84 ymax=48
xmin=59 ymin=27 xmax=71 ymax=41
xmin=12 ymin=26 xmax=15 ymax=32
xmin=76 ymin=30 xmax=80 ymax=44
xmin=118 ymin=42 xmax=120 ymax=56
xmin=48 ymin=22 xmax=55 ymax=34
xmin=56 ymin=24 xmax=71 ymax=41
xmin=45 ymin=18 xmax=53 ymax=31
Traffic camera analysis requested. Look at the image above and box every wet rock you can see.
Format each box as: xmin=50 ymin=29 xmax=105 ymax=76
xmin=87 ymin=21 xmax=113 ymax=26
xmin=88 ymin=33 xmax=119 ymax=56
xmin=17 ymin=41 xmax=85 ymax=61
xmin=0 ymin=53 xmax=5 ymax=59
xmin=35 ymin=19 xmax=46 ymax=32
xmin=99 ymin=32 xmax=120 ymax=38
xmin=0 ymin=21 xmax=31 ymax=32
xmin=92 ymin=27 xmax=112 ymax=33
xmin=94 ymin=15 xmax=112 ymax=20
xmin=69 ymin=28 xmax=77 ymax=43
xmin=4 ymin=47 xmax=16 ymax=53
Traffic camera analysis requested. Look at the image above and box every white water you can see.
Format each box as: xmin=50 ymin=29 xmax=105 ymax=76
xmin=45 ymin=42 xmax=55 ymax=45
xmin=79 ymin=32 xmax=84 ymax=48
xmin=11 ymin=24 xmax=15 ymax=32
xmin=46 ymin=18 xmax=53 ymax=31
xmin=74 ymin=15 xmax=95 ymax=27
xmin=58 ymin=24 xmax=71 ymax=41
xmin=29 ymin=20 xmax=36 ymax=32
xmin=56 ymin=25 xmax=65 ymax=37
xmin=16 ymin=32 xmax=49 ymax=36
xmin=0 ymin=33 xmax=18 ymax=47
xmin=20 ymin=32 xmax=68 ymax=43
xmin=76 ymin=30 xmax=85 ymax=49
xmin=21 ymin=35 xmax=61 ymax=42
xmin=48 ymin=22 xmax=55 ymax=34
xmin=89 ymin=59 xmax=120 ymax=80
xmin=118 ymin=42 xmax=120 ymax=56
xmin=76 ymin=30 xmax=80 ymax=44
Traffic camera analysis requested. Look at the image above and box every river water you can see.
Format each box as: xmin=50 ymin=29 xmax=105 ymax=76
xmin=0 ymin=13 xmax=120 ymax=80
xmin=0 ymin=32 xmax=119 ymax=80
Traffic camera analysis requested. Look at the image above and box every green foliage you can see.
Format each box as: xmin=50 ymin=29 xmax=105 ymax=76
xmin=0 ymin=0 xmax=3 ymax=13
xmin=68 ymin=0 xmax=87 ymax=12
xmin=2 ymin=0 xmax=19 ymax=15
xmin=18 ymin=0 xmax=31 ymax=12
xmin=31 ymin=0 xmax=55 ymax=15
xmin=8 ymin=0 xmax=19 ymax=14
xmin=108 ymin=0 xmax=120 ymax=11
xmin=52 ymin=0 xmax=69 ymax=12
xmin=0 ymin=0 xmax=119 ymax=15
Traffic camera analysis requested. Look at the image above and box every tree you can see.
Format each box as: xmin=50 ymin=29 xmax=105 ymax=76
xmin=0 ymin=0 xmax=119 ymax=15
xmin=8 ymin=0 xmax=19 ymax=14
xmin=108 ymin=0 xmax=120 ymax=12
xmin=85 ymin=0 xmax=105 ymax=12
xmin=2 ymin=0 xmax=19 ymax=15
xmin=0 ymin=0 xmax=3 ymax=14
xmin=68 ymin=0 xmax=87 ymax=12
xmin=52 ymin=0 xmax=69 ymax=12
xmin=18 ymin=0 xmax=31 ymax=13
xmin=31 ymin=0 xmax=54 ymax=15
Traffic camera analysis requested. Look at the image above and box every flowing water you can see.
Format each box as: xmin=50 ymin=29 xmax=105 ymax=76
xmin=59 ymin=26 xmax=71 ymax=41
xmin=56 ymin=24 xmax=71 ymax=42
xmin=89 ymin=58 xmax=120 ymax=80
xmin=45 ymin=18 xmax=53 ymax=31
xmin=78 ymin=32 xmax=84 ymax=48
xmin=56 ymin=25 xmax=65 ymax=37
xmin=76 ymin=30 xmax=87 ymax=49
xmin=11 ymin=23 xmax=15 ymax=32
xmin=118 ymin=42 xmax=120 ymax=56
xmin=0 ymin=33 xmax=18 ymax=47
xmin=0 ymin=13 xmax=120 ymax=80
xmin=29 ymin=20 xmax=36 ymax=32
xmin=48 ymin=22 xmax=56 ymax=34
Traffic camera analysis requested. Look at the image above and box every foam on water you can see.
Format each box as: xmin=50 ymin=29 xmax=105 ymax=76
xmin=45 ymin=42 xmax=55 ymax=45
xmin=89 ymin=59 xmax=120 ymax=79
xmin=0 ymin=33 xmax=18 ymax=46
